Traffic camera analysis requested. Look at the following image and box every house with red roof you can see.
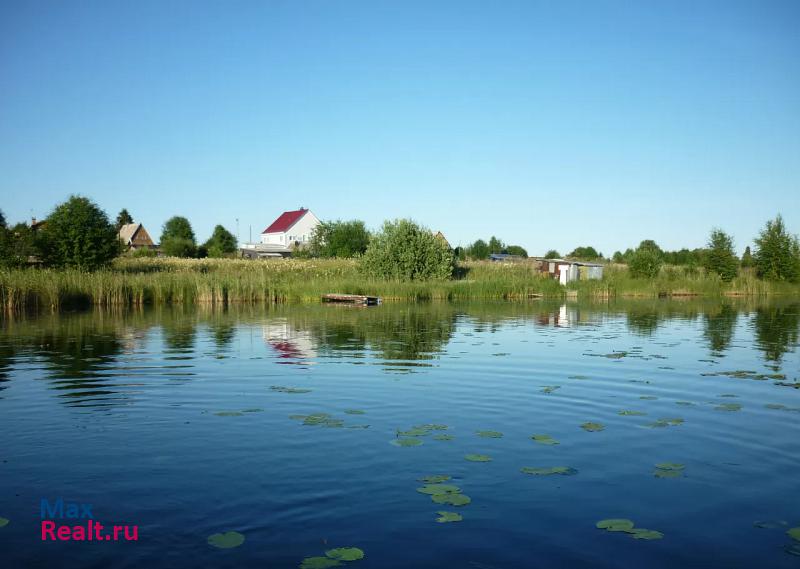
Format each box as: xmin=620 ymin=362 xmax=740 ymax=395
xmin=260 ymin=208 xmax=321 ymax=247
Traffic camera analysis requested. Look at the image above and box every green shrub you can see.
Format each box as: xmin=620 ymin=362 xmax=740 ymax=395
xmin=361 ymin=219 xmax=454 ymax=281
xmin=160 ymin=216 xmax=197 ymax=258
xmin=309 ymin=220 xmax=369 ymax=258
xmin=703 ymin=229 xmax=739 ymax=282
xmin=628 ymin=241 xmax=663 ymax=279
xmin=754 ymin=215 xmax=800 ymax=282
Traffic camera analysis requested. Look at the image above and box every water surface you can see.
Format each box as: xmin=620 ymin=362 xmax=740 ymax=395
xmin=1 ymin=299 xmax=799 ymax=568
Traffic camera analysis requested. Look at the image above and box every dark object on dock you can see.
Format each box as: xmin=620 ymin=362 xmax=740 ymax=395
xmin=322 ymin=294 xmax=381 ymax=305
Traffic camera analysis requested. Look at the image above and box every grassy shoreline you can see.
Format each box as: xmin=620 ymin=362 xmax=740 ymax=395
xmin=1 ymin=258 xmax=798 ymax=312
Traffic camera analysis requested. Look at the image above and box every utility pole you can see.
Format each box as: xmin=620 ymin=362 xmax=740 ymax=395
xmin=236 ymin=218 xmax=240 ymax=244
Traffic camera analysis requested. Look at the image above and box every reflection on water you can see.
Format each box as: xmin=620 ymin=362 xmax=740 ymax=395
xmin=0 ymin=299 xmax=797 ymax=410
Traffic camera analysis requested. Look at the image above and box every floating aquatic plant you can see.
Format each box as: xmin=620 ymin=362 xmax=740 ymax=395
xmin=344 ymin=409 xmax=365 ymax=415
xmin=715 ymin=403 xmax=742 ymax=412
xmin=476 ymin=430 xmax=503 ymax=438
xmin=520 ymin=466 xmax=577 ymax=476
xmin=596 ymin=519 xmax=663 ymax=540
xmin=325 ymin=547 xmax=365 ymax=561
xmin=207 ymin=531 xmax=245 ymax=549
xmin=397 ymin=428 xmax=430 ymax=437
xmin=675 ymin=401 xmax=695 ymax=406
xmin=271 ymin=386 xmax=312 ymax=394
xmin=786 ymin=543 xmax=800 ymax=557
xmin=391 ymin=438 xmax=423 ymax=447
xmin=464 ymin=454 xmax=492 ymax=462
xmin=416 ymin=484 xmax=462 ymax=496
xmin=618 ymin=410 xmax=647 ymax=416
xmin=647 ymin=417 xmax=684 ymax=428
xmin=433 ymin=434 xmax=454 ymax=441
xmin=436 ymin=511 xmax=463 ymax=523
xmin=569 ymin=375 xmax=590 ymax=380
xmin=580 ymin=422 xmax=604 ymax=432
xmin=654 ymin=463 xmax=685 ymax=479
xmin=639 ymin=395 xmax=658 ymax=400
xmin=789 ymin=527 xmax=800 ymax=541
xmin=214 ymin=411 xmax=244 ymax=417
xmin=419 ymin=475 xmax=451 ymax=484
xmin=753 ymin=520 xmax=788 ymax=529
xmin=0 ymin=517 xmax=9 ymax=528
xmin=431 ymin=493 xmax=471 ymax=506
xmin=530 ymin=434 xmax=559 ymax=445
xmin=300 ymin=556 xmax=341 ymax=569
xmin=541 ymin=386 xmax=560 ymax=394
xmin=241 ymin=408 xmax=264 ymax=413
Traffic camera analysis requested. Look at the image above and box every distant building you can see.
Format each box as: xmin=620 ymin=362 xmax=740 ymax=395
xmin=533 ymin=258 xmax=604 ymax=285
xmin=118 ymin=223 xmax=155 ymax=250
xmin=434 ymin=231 xmax=451 ymax=249
xmin=260 ymin=208 xmax=321 ymax=247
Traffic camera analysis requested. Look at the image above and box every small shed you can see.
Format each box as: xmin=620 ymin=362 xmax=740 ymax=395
xmin=534 ymin=258 xmax=604 ymax=284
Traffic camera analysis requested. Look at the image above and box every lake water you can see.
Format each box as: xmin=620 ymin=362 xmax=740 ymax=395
xmin=1 ymin=299 xmax=799 ymax=568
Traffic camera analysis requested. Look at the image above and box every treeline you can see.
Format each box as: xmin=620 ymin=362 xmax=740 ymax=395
xmin=455 ymin=236 xmax=528 ymax=260
xmin=610 ymin=217 xmax=800 ymax=283
xmin=0 ymin=196 xmax=239 ymax=270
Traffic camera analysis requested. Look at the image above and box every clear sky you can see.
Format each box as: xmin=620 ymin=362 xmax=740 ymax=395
xmin=1 ymin=0 xmax=798 ymax=256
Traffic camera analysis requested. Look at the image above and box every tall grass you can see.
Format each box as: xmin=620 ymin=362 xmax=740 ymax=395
xmin=1 ymin=258 xmax=798 ymax=313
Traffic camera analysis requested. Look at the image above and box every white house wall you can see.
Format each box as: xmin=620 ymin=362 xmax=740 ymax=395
xmin=261 ymin=211 xmax=321 ymax=245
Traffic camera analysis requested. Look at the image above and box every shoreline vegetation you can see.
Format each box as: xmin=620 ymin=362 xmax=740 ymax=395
xmin=2 ymin=257 xmax=799 ymax=313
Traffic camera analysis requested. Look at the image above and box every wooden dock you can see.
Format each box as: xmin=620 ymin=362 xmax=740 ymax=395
xmin=322 ymin=294 xmax=381 ymax=305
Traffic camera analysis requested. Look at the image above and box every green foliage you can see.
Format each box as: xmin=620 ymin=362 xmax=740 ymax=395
xmin=466 ymin=239 xmax=489 ymax=260
xmin=544 ymin=250 xmax=560 ymax=259
xmin=1 ymin=223 xmax=40 ymax=267
xmin=505 ymin=245 xmax=528 ymax=257
xmin=568 ymin=246 xmax=602 ymax=260
xmin=703 ymin=228 xmax=739 ymax=282
xmin=130 ymin=247 xmax=157 ymax=258
xmin=754 ymin=215 xmax=800 ymax=282
xmin=612 ymin=251 xmax=624 ymax=263
xmin=628 ymin=240 xmax=663 ymax=279
xmin=38 ymin=195 xmax=120 ymax=270
xmin=202 ymin=225 xmax=237 ymax=258
xmin=488 ymin=236 xmax=505 ymax=254
xmin=161 ymin=216 xmax=196 ymax=258
xmin=741 ymin=246 xmax=753 ymax=268
xmin=309 ymin=220 xmax=370 ymax=258
xmin=115 ymin=208 xmax=133 ymax=230
xmin=361 ymin=219 xmax=454 ymax=281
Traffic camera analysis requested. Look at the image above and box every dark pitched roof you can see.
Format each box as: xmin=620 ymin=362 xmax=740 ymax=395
xmin=262 ymin=208 xmax=309 ymax=234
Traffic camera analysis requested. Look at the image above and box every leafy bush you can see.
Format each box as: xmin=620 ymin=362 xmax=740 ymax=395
xmin=309 ymin=220 xmax=369 ymax=258
xmin=361 ymin=219 xmax=454 ymax=281
xmin=628 ymin=240 xmax=663 ymax=278
xmin=544 ymin=250 xmax=560 ymax=259
xmin=703 ymin=229 xmax=739 ymax=282
xmin=38 ymin=195 xmax=120 ymax=270
xmin=202 ymin=225 xmax=237 ymax=258
xmin=754 ymin=215 xmax=800 ymax=282
xmin=161 ymin=216 xmax=196 ymax=258
xmin=568 ymin=246 xmax=602 ymax=260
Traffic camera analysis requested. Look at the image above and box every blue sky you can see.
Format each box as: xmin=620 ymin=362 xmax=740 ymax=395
xmin=1 ymin=0 xmax=798 ymax=255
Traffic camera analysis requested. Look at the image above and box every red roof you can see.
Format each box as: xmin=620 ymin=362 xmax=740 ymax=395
xmin=262 ymin=208 xmax=308 ymax=234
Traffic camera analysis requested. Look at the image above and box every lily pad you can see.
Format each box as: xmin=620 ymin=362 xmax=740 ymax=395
xmin=715 ymin=403 xmax=742 ymax=412
xmin=640 ymin=395 xmax=658 ymax=400
xmin=214 ymin=411 xmax=244 ymax=417
xmin=419 ymin=475 xmax=451 ymax=484
xmin=629 ymin=528 xmax=664 ymax=540
xmin=300 ymin=556 xmax=342 ymax=569
xmin=0 ymin=517 xmax=8 ymax=528
xmin=431 ymin=493 xmax=471 ymax=506
xmin=416 ymin=484 xmax=462 ymax=496
xmin=207 ymin=531 xmax=245 ymax=549
xmin=325 ymin=547 xmax=365 ymax=561
xmin=397 ymin=428 xmax=429 ymax=437
xmin=521 ymin=466 xmax=578 ymax=476
xmin=344 ymin=409 xmax=365 ymax=415
xmin=433 ymin=434 xmax=454 ymax=441
xmin=654 ymin=468 xmax=682 ymax=479
xmin=436 ymin=511 xmax=463 ymax=523
xmin=464 ymin=454 xmax=492 ymax=462
xmin=675 ymin=401 xmax=695 ymax=406
xmin=655 ymin=462 xmax=685 ymax=471
xmin=241 ymin=408 xmax=264 ymax=413
xmin=580 ymin=422 xmax=604 ymax=432
xmin=618 ymin=410 xmax=647 ymax=416
xmin=476 ymin=430 xmax=503 ymax=438
xmin=596 ymin=519 xmax=635 ymax=532
xmin=391 ymin=438 xmax=423 ymax=447
xmin=789 ymin=527 xmax=800 ymax=541
xmin=531 ymin=434 xmax=559 ymax=445
xmin=541 ymin=385 xmax=561 ymax=394
xmin=569 ymin=375 xmax=590 ymax=380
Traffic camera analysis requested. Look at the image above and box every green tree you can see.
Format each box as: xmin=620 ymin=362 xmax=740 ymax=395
xmin=202 ymin=225 xmax=237 ymax=258
xmin=467 ymin=239 xmax=490 ymax=260
xmin=568 ymin=246 xmax=601 ymax=260
xmin=38 ymin=195 xmax=120 ymax=270
xmin=703 ymin=229 xmax=739 ymax=282
xmin=753 ymin=215 xmax=800 ymax=282
xmin=160 ymin=216 xmax=196 ymax=258
xmin=612 ymin=251 xmax=624 ymax=263
xmin=115 ymin=208 xmax=133 ymax=230
xmin=544 ymin=250 xmax=560 ymax=259
xmin=488 ymin=236 xmax=505 ymax=254
xmin=628 ymin=240 xmax=663 ymax=279
xmin=361 ymin=219 xmax=454 ymax=281
xmin=740 ymin=246 xmax=753 ymax=268
xmin=309 ymin=220 xmax=370 ymax=258
xmin=505 ymin=245 xmax=528 ymax=257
